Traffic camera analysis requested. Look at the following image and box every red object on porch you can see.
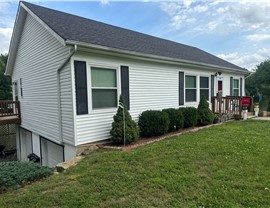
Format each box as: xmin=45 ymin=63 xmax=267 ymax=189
xmin=242 ymin=97 xmax=251 ymax=108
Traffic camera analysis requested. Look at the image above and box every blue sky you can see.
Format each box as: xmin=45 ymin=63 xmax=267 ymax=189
xmin=0 ymin=0 xmax=270 ymax=70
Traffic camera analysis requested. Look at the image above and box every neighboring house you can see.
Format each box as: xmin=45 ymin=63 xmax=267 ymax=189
xmin=5 ymin=2 xmax=249 ymax=167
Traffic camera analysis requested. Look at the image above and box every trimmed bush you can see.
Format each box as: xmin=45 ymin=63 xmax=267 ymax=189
xmin=110 ymin=95 xmax=139 ymax=144
xmin=138 ymin=110 xmax=169 ymax=137
xmin=162 ymin=108 xmax=184 ymax=131
xmin=197 ymin=96 xmax=215 ymax=126
xmin=180 ymin=107 xmax=198 ymax=128
xmin=0 ymin=161 xmax=52 ymax=191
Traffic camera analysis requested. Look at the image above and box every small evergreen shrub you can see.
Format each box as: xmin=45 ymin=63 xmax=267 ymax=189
xmin=162 ymin=108 xmax=184 ymax=131
xmin=197 ymin=96 xmax=215 ymax=126
xmin=0 ymin=161 xmax=52 ymax=191
xmin=181 ymin=107 xmax=198 ymax=128
xmin=110 ymin=95 xmax=139 ymax=144
xmin=138 ymin=110 xmax=169 ymax=137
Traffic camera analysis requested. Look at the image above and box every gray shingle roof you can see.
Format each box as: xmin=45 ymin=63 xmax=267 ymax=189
xmin=22 ymin=1 xmax=246 ymax=72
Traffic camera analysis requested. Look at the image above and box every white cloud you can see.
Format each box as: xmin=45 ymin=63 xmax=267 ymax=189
xmin=0 ymin=27 xmax=12 ymax=54
xmin=193 ymin=5 xmax=208 ymax=13
xmin=100 ymin=0 xmax=109 ymax=6
xmin=160 ymin=1 xmax=270 ymax=35
xmin=247 ymin=34 xmax=270 ymax=42
xmin=217 ymin=48 xmax=270 ymax=70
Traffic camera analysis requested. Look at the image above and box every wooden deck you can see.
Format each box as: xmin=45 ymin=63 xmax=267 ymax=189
xmin=0 ymin=101 xmax=21 ymax=125
xmin=212 ymin=96 xmax=253 ymax=120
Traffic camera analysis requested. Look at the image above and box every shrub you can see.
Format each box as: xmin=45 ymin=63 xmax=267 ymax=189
xmin=197 ymin=96 xmax=214 ymax=126
xmin=138 ymin=110 xmax=169 ymax=137
xmin=110 ymin=95 xmax=139 ymax=144
xmin=162 ymin=108 xmax=184 ymax=131
xmin=180 ymin=107 xmax=198 ymax=128
xmin=0 ymin=161 xmax=52 ymax=191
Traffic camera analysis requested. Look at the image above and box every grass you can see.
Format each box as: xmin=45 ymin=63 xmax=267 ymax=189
xmin=0 ymin=120 xmax=270 ymax=207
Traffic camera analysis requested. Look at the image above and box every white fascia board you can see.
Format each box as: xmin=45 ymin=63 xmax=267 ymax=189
xmin=21 ymin=3 xmax=65 ymax=46
xmin=66 ymin=40 xmax=250 ymax=75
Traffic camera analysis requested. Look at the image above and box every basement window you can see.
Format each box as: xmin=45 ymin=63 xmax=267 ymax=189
xmin=91 ymin=67 xmax=117 ymax=109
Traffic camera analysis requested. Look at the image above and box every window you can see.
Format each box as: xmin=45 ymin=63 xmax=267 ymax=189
xmin=233 ymin=79 xmax=239 ymax=96
xmin=13 ymin=81 xmax=18 ymax=101
xmin=91 ymin=67 xmax=117 ymax=109
xmin=185 ymin=75 xmax=196 ymax=102
xmin=200 ymin=77 xmax=209 ymax=100
xmin=74 ymin=61 xmax=88 ymax=115
xmin=20 ymin=78 xmax=23 ymax=97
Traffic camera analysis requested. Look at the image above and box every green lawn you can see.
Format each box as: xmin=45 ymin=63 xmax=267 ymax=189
xmin=1 ymin=120 xmax=270 ymax=207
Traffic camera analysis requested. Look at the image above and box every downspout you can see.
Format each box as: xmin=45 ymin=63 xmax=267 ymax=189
xmin=57 ymin=44 xmax=77 ymax=144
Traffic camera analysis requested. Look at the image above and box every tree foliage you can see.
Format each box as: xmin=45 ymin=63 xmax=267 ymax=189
xmin=197 ymin=96 xmax=214 ymax=126
xmin=110 ymin=95 xmax=139 ymax=144
xmin=0 ymin=54 xmax=12 ymax=100
xmin=246 ymin=59 xmax=270 ymax=110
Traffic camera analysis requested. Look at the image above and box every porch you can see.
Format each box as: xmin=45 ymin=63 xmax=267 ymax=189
xmin=212 ymin=96 xmax=254 ymax=120
xmin=0 ymin=100 xmax=21 ymax=125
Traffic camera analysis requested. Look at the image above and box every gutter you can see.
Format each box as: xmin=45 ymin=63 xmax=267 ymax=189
xmin=57 ymin=44 xmax=77 ymax=144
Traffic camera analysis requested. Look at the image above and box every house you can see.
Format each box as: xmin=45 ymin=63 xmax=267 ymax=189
xmin=5 ymin=2 xmax=249 ymax=167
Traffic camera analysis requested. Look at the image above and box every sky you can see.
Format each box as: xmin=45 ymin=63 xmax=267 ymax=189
xmin=0 ymin=0 xmax=270 ymax=71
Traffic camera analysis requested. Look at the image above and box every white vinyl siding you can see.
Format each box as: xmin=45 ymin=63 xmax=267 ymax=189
xmin=72 ymin=52 xmax=246 ymax=145
xmin=12 ymin=13 xmax=70 ymax=144
xmin=60 ymin=63 xmax=74 ymax=145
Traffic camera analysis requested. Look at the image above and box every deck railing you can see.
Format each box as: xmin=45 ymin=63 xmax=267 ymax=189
xmin=212 ymin=96 xmax=254 ymax=120
xmin=0 ymin=100 xmax=21 ymax=125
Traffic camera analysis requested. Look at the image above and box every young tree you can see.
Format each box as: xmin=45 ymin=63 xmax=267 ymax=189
xmin=0 ymin=54 xmax=12 ymax=100
xmin=110 ymin=95 xmax=139 ymax=144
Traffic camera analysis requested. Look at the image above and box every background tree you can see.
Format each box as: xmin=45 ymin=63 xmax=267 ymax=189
xmin=246 ymin=59 xmax=270 ymax=111
xmin=0 ymin=54 xmax=12 ymax=100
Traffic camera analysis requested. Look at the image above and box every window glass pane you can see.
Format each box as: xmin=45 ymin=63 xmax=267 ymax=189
xmin=200 ymin=77 xmax=209 ymax=88
xmin=91 ymin=67 xmax=116 ymax=87
xmin=233 ymin=89 xmax=239 ymax=96
xmin=185 ymin=76 xmax=196 ymax=88
xmin=186 ymin=89 xmax=196 ymax=102
xmin=92 ymin=89 xmax=117 ymax=109
xmin=200 ymin=89 xmax=209 ymax=100
xmin=233 ymin=79 xmax=239 ymax=88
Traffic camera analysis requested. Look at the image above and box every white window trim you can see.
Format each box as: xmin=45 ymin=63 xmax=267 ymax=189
xmin=87 ymin=63 xmax=120 ymax=112
xmin=199 ymin=76 xmax=210 ymax=100
xmin=185 ymin=74 xmax=197 ymax=103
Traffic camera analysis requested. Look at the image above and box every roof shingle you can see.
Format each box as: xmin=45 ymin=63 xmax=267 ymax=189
xmin=22 ymin=1 xmax=246 ymax=72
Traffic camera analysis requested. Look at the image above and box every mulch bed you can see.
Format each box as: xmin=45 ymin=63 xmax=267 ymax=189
xmin=97 ymin=122 xmax=224 ymax=151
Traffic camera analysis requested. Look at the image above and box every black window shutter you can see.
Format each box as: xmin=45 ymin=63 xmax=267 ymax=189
xmin=74 ymin=61 xmax=88 ymax=115
xmin=121 ymin=66 xmax=130 ymax=110
xmin=179 ymin=72 xmax=184 ymax=105
xmin=230 ymin=77 xmax=233 ymax=96
xmin=211 ymin=75 xmax=214 ymax=102
xmin=240 ymin=77 xmax=243 ymax=96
